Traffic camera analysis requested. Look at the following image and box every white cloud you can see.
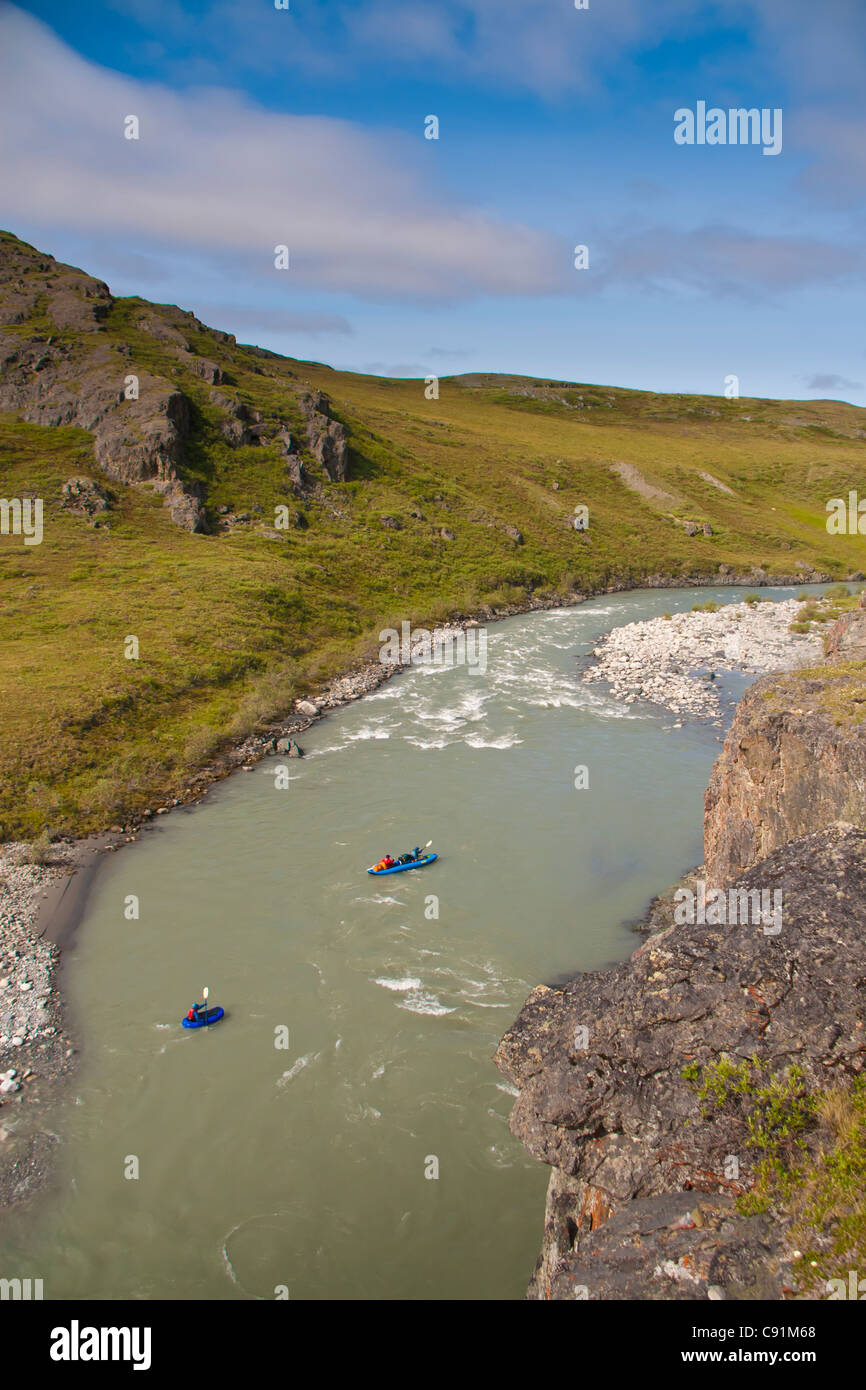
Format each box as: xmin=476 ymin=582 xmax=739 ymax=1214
xmin=596 ymin=224 xmax=864 ymax=297
xmin=0 ymin=8 xmax=565 ymax=301
xmin=104 ymin=0 xmax=696 ymax=97
xmin=193 ymin=303 xmax=353 ymax=337
xmin=803 ymin=373 xmax=863 ymax=393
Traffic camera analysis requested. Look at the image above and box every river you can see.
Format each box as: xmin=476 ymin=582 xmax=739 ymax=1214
xmin=0 ymin=584 xmax=819 ymax=1299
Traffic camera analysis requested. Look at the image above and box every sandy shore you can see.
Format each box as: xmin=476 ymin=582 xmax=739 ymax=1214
xmin=583 ymin=597 xmax=824 ymax=717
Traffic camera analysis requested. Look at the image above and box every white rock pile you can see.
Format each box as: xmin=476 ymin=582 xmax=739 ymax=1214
xmin=583 ymin=598 xmax=823 ymax=718
xmin=0 ymin=843 xmax=72 ymax=1054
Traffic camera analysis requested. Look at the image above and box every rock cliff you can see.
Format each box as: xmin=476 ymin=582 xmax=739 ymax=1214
xmin=704 ymin=607 xmax=866 ymax=887
xmin=0 ymin=233 xmax=352 ymax=533
xmin=497 ymin=607 xmax=866 ymax=1299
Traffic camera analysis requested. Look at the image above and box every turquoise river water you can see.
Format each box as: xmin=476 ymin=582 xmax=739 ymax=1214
xmin=0 ymin=585 xmax=821 ymax=1299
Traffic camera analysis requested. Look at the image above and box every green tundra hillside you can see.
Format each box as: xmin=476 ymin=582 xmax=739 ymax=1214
xmin=1 ymin=229 xmax=864 ymax=839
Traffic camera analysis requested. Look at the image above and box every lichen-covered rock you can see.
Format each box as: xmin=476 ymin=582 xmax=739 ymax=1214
xmin=187 ymin=356 xmax=222 ymax=385
xmin=160 ymin=483 xmax=208 ymax=534
xmin=60 ymin=476 xmax=112 ymax=516
xmin=533 ymin=1189 xmax=787 ymax=1301
xmin=93 ymin=384 xmax=191 ymax=486
xmin=825 ymin=606 xmax=866 ymax=663
xmin=496 ymin=823 xmax=866 ymax=1299
xmin=300 ymin=391 xmax=349 ymax=482
xmin=704 ymin=671 xmax=866 ymax=886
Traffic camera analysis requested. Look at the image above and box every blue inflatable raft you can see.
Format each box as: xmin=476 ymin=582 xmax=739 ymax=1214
xmin=182 ymin=1006 xmax=225 ymax=1029
xmin=367 ymin=854 xmax=438 ymax=876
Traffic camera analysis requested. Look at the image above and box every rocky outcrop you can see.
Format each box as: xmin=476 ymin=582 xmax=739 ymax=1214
xmin=60 ymin=476 xmax=112 ymax=517
xmin=825 ymin=598 xmax=866 ymax=663
xmin=186 ymin=354 xmax=223 ymax=385
xmin=502 ymin=601 xmax=866 ymax=1300
xmin=530 ymin=1184 xmax=785 ymax=1301
xmin=496 ymin=823 xmax=866 ymax=1299
xmin=301 ymin=391 xmax=349 ymax=482
xmin=0 ymin=237 xmax=208 ymax=532
xmin=704 ymin=656 xmax=866 ymax=887
xmin=276 ymin=429 xmax=306 ymax=491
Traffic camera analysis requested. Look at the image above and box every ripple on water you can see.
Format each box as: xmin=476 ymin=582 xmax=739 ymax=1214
xmin=276 ymin=1052 xmax=321 ymax=1086
xmin=373 ymin=976 xmax=422 ymax=992
xmin=398 ymin=992 xmax=455 ymax=1016
xmin=464 ymin=734 xmax=522 ymax=750
xmin=372 ymin=975 xmax=455 ymax=1016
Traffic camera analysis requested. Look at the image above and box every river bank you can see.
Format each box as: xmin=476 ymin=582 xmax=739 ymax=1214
xmin=0 ymin=839 xmax=97 ymax=1206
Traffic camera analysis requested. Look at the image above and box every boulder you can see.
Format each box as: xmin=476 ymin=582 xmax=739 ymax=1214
xmin=60 ymin=476 xmax=112 ymax=516
xmin=220 ymin=417 xmax=249 ymax=447
xmin=188 ymin=356 xmax=222 ymax=385
xmin=276 ymin=738 xmax=303 ymax=757
xmin=295 ymin=699 xmax=318 ymax=716
xmin=164 ymin=486 xmax=208 ymax=533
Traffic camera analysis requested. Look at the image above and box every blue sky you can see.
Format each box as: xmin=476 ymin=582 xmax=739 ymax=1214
xmin=0 ymin=0 xmax=864 ymax=400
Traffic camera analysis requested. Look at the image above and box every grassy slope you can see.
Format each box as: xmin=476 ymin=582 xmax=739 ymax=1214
xmin=2 ymin=267 xmax=866 ymax=837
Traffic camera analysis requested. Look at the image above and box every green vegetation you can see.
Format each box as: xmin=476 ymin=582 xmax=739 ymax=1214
xmin=20 ymin=828 xmax=55 ymax=866
xmin=788 ymin=587 xmax=863 ymax=638
xmin=762 ymin=659 xmax=866 ymax=726
xmin=3 ymin=235 xmax=866 ymax=837
xmin=684 ymin=1057 xmax=866 ymax=1290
